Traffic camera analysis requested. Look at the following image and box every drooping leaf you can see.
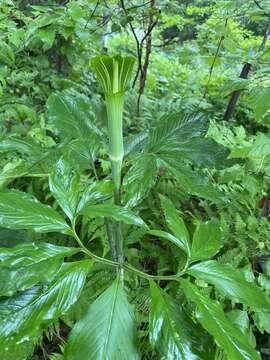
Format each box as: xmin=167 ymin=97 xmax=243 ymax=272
xmin=0 ymin=260 xmax=91 ymax=360
xmin=49 ymin=157 xmax=80 ymax=221
xmin=150 ymin=281 xmax=214 ymax=360
xmin=79 ymin=203 xmax=147 ymax=228
xmin=123 ymin=155 xmax=158 ymax=207
xmin=159 ymin=195 xmax=190 ymax=254
xmin=191 ymin=221 xmax=221 ymax=262
xmin=187 ymin=260 xmax=270 ymax=311
xmin=0 ymin=190 xmax=72 ymax=235
xmin=180 ymin=279 xmax=261 ymax=360
xmin=0 ymin=242 xmax=79 ymax=296
xmin=64 ymin=277 xmax=140 ymax=360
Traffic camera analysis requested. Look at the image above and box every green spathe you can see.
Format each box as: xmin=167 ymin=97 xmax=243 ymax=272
xmin=91 ymin=55 xmax=135 ymax=180
xmin=91 ymin=55 xmax=135 ymax=96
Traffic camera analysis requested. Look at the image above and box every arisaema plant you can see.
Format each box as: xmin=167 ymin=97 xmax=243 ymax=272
xmin=0 ymin=55 xmax=268 ymax=360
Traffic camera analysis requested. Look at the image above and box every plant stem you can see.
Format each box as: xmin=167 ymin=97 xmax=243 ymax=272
xmin=106 ymin=93 xmax=125 ymax=269
xmin=72 ymin=227 xmax=118 ymax=267
xmin=72 ymin=227 xmax=182 ymax=282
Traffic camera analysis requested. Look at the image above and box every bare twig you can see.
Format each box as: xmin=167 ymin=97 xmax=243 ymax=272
xmin=84 ymin=0 xmax=100 ymax=29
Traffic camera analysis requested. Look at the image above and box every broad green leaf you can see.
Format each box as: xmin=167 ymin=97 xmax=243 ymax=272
xmin=187 ymin=260 xmax=270 ymax=311
xmin=144 ymin=112 xmax=229 ymax=169
xmin=49 ymin=157 xmax=80 ymax=221
xmin=161 ymin=158 xmax=225 ymax=204
xmin=0 ymin=160 xmax=28 ymax=190
xmin=38 ymin=27 xmax=56 ymax=50
xmin=227 ymin=310 xmax=256 ymax=348
xmin=80 ymin=203 xmax=147 ymax=228
xmin=191 ymin=221 xmax=221 ymax=262
xmin=47 ymin=91 xmax=102 ymax=167
xmin=77 ymin=180 xmax=113 ymax=213
xmin=159 ymin=195 xmax=190 ymax=254
xmin=159 ymin=139 xmax=230 ymax=169
xmin=145 ymin=113 xmax=208 ymax=154
xmin=180 ymin=279 xmax=261 ymax=360
xmin=0 ymin=260 xmax=91 ymax=360
xmin=124 ymin=132 xmax=148 ymax=157
xmin=249 ymin=87 xmax=270 ymax=121
xmin=0 ymin=190 xmax=72 ymax=235
xmin=148 ymin=229 xmax=189 ymax=254
xmin=0 ymin=137 xmax=43 ymax=161
xmin=123 ymin=155 xmax=158 ymax=207
xmin=0 ymin=288 xmax=40 ymax=360
xmin=64 ymin=277 xmax=140 ymax=360
xmin=0 ymin=39 xmax=15 ymax=66
xmin=253 ymin=311 xmax=270 ymax=333
xmin=150 ymin=281 xmax=214 ymax=360
xmin=0 ymin=242 xmax=79 ymax=296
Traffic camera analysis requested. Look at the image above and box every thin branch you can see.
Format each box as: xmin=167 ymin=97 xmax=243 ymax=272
xmin=199 ymin=19 xmax=228 ymax=103
xmin=84 ymin=0 xmax=100 ymax=29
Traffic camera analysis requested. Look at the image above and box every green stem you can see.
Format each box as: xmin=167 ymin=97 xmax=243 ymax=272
xmin=106 ymin=92 xmax=125 ymax=269
xmin=72 ymin=226 xmax=182 ymax=282
xmin=72 ymin=227 xmax=118 ymax=267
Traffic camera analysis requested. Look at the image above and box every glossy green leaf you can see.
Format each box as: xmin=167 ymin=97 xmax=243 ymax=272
xmin=249 ymin=87 xmax=270 ymax=121
xmin=191 ymin=221 xmax=221 ymax=262
xmin=123 ymin=155 xmax=158 ymax=207
xmin=227 ymin=310 xmax=256 ymax=348
xmin=0 ymin=242 xmax=79 ymax=296
xmin=124 ymin=132 xmax=148 ymax=157
xmin=0 ymin=39 xmax=15 ymax=66
xmin=77 ymin=180 xmax=113 ymax=213
xmin=0 ymin=260 xmax=91 ymax=360
xmin=0 ymin=160 xmax=28 ymax=190
xmin=0 ymin=190 xmax=72 ymax=235
xmin=171 ymin=137 xmax=230 ymax=168
xmin=49 ymin=157 xmax=80 ymax=220
xmin=145 ymin=113 xmax=208 ymax=154
xmin=253 ymin=311 xmax=270 ymax=333
xmin=159 ymin=195 xmax=190 ymax=254
xmin=161 ymin=157 xmax=225 ymax=203
xmin=180 ymin=279 xmax=261 ymax=360
xmin=80 ymin=203 xmax=147 ymax=228
xmin=148 ymin=229 xmax=189 ymax=254
xmin=64 ymin=277 xmax=140 ymax=360
xmin=150 ymin=281 xmax=214 ymax=360
xmin=188 ymin=260 xmax=270 ymax=311
xmin=0 ymin=287 xmax=42 ymax=359
xmin=47 ymin=91 xmax=102 ymax=166
xmin=0 ymin=137 xmax=43 ymax=161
